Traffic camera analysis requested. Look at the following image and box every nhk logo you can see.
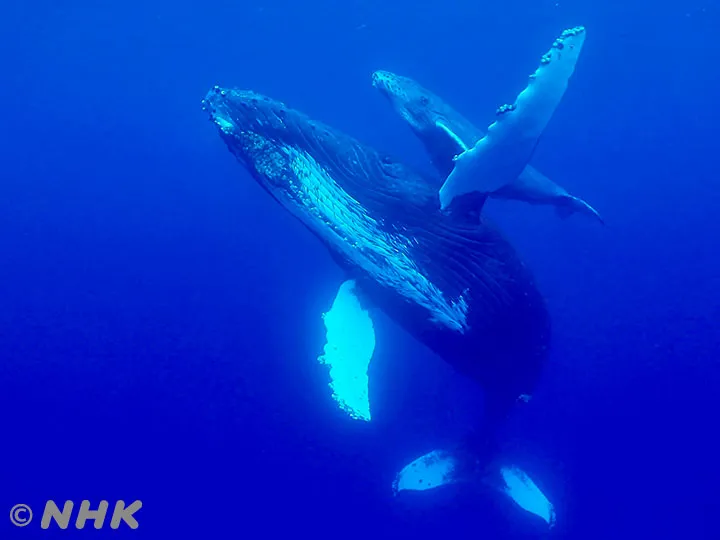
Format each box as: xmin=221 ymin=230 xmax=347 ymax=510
xmin=10 ymin=500 xmax=142 ymax=530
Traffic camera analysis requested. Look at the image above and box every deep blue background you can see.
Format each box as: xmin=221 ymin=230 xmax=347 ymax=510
xmin=2 ymin=0 xmax=719 ymax=538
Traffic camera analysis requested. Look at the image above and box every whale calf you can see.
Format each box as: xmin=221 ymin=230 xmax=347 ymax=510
xmin=372 ymin=31 xmax=602 ymax=223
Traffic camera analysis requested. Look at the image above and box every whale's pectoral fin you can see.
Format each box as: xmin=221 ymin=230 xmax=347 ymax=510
xmin=435 ymin=120 xmax=469 ymax=154
xmin=317 ymin=279 xmax=375 ymax=421
xmin=439 ymin=26 xmax=587 ymax=211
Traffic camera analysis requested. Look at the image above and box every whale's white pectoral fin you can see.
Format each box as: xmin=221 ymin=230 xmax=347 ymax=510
xmin=392 ymin=450 xmax=461 ymax=495
xmin=439 ymin=26 xmax=587 ymax=210
xmin=317 ymin=279 xmax=375 ymax=421
xmin=496 ymin=466 xmax=556 ymax=528
xmin=435 ymin=120 xmax=469 ymax=152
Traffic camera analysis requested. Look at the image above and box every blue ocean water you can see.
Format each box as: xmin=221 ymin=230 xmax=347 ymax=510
xmin=1 ymin=0 xmax=719 ymax=538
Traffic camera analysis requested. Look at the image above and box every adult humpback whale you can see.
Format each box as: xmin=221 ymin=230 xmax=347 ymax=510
xmin=203 ymin=86 xmax=549 ymax=412
xmin=372 ymin=32 xmax=602 ymax=224
xmin=201 ymin=25 xmax=586 ymax=528
xmin=203 ymin=86 xmax=552 ymax=521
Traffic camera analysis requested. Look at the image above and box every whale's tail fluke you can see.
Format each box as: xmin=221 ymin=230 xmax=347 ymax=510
xmin=392 ymin=447 xmax=556 ymax=528
xmin=392 ymin=389 xmax=555 ymax=528
xmin=556 ymin=195 xmax=605 ymax=225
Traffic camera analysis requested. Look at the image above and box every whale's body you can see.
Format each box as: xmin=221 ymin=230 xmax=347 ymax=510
xmin=200 ymin=26 xmax=595 ymax=526
xmin=203 ymin=87 xmax=550 ymax=419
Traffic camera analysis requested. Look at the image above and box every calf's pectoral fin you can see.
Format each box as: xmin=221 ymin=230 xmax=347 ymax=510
xmin=435 ymin=120 xmax=469 ymax=153
xmin=439 ymin=26 xmax=587 ymax=211
xmin=317 ymin=279 xmax=375 ymax=421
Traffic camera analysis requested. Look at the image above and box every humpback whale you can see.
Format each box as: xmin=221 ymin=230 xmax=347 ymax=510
xmin=202 ymin=87 xmax=549 ymax=412
xmin=372 ymin=32 xmax=602 ymax=224
xmin=201 ymin=26 xmax=587 ymax=528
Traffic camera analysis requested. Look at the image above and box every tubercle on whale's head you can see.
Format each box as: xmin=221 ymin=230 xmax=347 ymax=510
xmin=202 ymin=86 xmax=292 ymax=142
xmin=201 ymin=85 xmax=322 ymax=209
xmin=201 ymin=85 xmax=345 ymax=160
xmin=371 ymin=70 xmax=439 ymax=133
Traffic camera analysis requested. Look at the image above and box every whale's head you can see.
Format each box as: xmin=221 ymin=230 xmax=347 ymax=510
xmin=202 ymin=87 xmax=314 ymax=206
xmin=203 ymin=86 xmax=378 ymax=229
xmin=201 ymin=85 xmax=436 ymax=266
xmin=372 ymin=71 xmax=481 ymax=176
xmin=371 ymin=70 xmax=441 ymax=133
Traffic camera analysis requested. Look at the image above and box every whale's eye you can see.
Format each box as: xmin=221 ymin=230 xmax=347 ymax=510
xmin=419 ymin=96 xmax=429 ymax=105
